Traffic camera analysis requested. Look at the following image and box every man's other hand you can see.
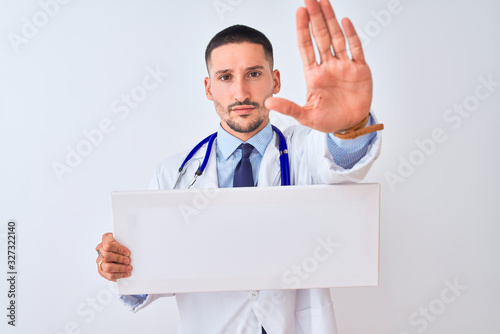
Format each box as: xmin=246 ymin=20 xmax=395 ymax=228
xmin=95 ymin=233 xmax=132 ymax=282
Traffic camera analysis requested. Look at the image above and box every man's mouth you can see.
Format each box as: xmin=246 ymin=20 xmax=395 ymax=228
xmin=231 ymin=106 xmax=255 ymax=115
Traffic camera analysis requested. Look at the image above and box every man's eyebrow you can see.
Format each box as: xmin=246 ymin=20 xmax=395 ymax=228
xmin=215 ymin=69 xmax=231 ymax=76
xmin=246 ymin=65 xmax=265 ymax=71
xmin=214 ymin=65 xmax=266 ymax=76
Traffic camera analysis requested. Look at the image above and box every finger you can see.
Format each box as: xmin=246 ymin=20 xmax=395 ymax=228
xmin=96 ymin=244 xmax=105 ymax=259
xmin=265 ymin=97 xmax=308 ymax=124
xmin=97 ymin=255 xmax=132 ymax=282
xmin=296 ymin=7 xmax=317 ymax=69
xmin=319 ymin=0 xmax=348 ymax=60
xmin=101 ymin=233 xmax=130 ymax=257
xmin=304 ymin=0 xmax=334 ymax=63
xmin=100 ymin=262 xmax=133 ymax=275
xmin=341 ymin=17 xmax=366 ymax=63
xmin=96 ymin=248 xmax=131 ymax=265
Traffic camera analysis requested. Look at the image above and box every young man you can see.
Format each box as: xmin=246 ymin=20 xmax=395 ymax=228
xmin=96 ymin=0 xmax=383 ymax=333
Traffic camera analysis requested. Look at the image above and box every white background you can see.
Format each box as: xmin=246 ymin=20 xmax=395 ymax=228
xmin=1 ymin=0 xmax=499 ymax=333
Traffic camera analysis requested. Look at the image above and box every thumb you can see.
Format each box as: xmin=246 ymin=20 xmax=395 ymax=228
xmin=265 ymin=97 xmax=304 ymax=120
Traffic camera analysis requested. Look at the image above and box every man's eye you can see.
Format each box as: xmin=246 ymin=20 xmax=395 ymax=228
xmin=219 ymin=75 xmax=231 ymax=81
xmin=248 ymin=72 xmax=260 ymax=78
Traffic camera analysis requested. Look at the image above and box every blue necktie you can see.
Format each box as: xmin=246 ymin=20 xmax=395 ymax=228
xmin=233 ymin=143 xmax=254 ymax=187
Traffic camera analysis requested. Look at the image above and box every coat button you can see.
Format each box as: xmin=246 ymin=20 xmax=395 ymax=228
xmin=249 ymin=291 xmax=259 ymax=301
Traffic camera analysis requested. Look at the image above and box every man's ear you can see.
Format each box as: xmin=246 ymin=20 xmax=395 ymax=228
xmin=204 ymin=77 xmax=213 ymax=101
xmin=272 ymin=69 xmax=281 ymax=94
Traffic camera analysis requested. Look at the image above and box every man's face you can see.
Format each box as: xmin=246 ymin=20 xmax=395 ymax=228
xmin=204 ymin=42 xmax=281 ymax=140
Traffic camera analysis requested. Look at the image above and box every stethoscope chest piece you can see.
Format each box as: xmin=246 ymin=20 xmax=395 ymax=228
xmin=173 ymin=158 xmax=201 ymax=189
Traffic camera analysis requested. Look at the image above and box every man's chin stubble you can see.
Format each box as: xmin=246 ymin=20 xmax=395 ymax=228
xmin=226 ymin=116 xmax=264 ymax=134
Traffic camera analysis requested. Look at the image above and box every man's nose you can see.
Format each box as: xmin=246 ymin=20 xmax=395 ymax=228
xmin=232 ymin=78 xmax=250 ymax=102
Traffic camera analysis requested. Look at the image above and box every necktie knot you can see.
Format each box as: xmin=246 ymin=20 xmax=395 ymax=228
xmin=240 ymin=143 xmax=253 ymax=159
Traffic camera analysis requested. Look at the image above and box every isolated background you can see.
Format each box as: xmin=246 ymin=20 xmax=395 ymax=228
xmin=1 ymin=0 xmax=499 ymax=333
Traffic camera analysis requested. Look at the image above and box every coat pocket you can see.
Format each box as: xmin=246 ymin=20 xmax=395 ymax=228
xmin=294 ymin=302 xmax=337 ymax=334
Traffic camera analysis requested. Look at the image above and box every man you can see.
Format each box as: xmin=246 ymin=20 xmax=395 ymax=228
xmin=96 ymin=0 xmax=383 ymax=333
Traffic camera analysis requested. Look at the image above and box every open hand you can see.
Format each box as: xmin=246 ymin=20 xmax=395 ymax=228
xmin=265 ymin=0 xmax=372 ymax=133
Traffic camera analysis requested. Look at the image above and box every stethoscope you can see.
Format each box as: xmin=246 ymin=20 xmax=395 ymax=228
xmin=174 ymin=125 xmax=290 ymax=189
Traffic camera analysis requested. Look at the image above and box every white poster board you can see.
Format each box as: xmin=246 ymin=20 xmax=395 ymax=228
xmin=112 ymin=184 xmax=380 ymax=295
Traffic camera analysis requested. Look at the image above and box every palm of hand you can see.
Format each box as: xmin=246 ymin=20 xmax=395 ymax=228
xmin=266 ymin=0 xmax=373 ymax=134
xmin=302 ymin=59 xmax=372 ymax=132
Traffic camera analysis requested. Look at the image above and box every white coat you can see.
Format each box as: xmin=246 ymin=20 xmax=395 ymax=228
xmin=132 ymin=124 xmax=382 ymax=334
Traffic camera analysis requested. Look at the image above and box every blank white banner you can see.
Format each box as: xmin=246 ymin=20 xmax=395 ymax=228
xmin=112 ymin=184 xmax=380 ymax=295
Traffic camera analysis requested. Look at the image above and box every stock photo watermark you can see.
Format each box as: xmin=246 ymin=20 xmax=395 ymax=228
xmin=355 ymin=0 xmax=428 ymax=48
xmin=178 ymin=183 xmax=220 ymax=223
xmin=7 ymin=0 xmax=73 ymax=53
xmin=5 ymin=220 xmax=18 ymax=327
xmin=356 ymin=0 xmax=404 ymax=48
xmin=236 ymin=234 xmax=340 ymax=333
xmin=213 ymin=0 xmax=244 ymax=20
xmin=237 ymin=290 xmax=287 ymax=334
xmin=282 ymin=234 xmax=340 ymax=289
xmin=396 ymin=278 xmax=467 ymax=334
xmin=47 ymin=278 xmax=134 ymax=334
xmin=385 ymin=74 xmax=499 ymax=191
xmin=51 ymin=64 xmax=169 ymax=182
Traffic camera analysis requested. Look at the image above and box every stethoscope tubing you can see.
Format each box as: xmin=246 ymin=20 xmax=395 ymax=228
xmin=272 ymin=125 xmax=290 ymax=186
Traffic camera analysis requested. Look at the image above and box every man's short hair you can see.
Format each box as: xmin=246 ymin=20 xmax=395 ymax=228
xmin=205 ymin=24 xmax=274 ymax=72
